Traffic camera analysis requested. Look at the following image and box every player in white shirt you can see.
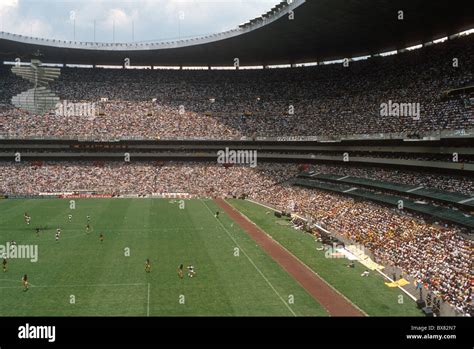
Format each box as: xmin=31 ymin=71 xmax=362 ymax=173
xmin=187 ymin=265 xmax=196 ymax=278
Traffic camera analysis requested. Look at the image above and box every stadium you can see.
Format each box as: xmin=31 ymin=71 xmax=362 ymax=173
xmin=0 ymin=0 xmax=472 ymax=321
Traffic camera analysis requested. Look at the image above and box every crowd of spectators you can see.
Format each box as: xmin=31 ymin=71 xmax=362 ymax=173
xmin=0 ymin=34 xmax=472 ymax=139
xmin=0 ymin=160 xmax=471 ymax=315
xmin=0 ymin=161 xmax=295 ymax=196
xmin=306 ymin=164 xmax=474 ymax=196
xmin=249 ymin=181 xmax=473 ymax=316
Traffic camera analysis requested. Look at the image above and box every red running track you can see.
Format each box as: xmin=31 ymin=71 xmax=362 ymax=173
xmin=215 ymin=198 xmax=364 ymax=317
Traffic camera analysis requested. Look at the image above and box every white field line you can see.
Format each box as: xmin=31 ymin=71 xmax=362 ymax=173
xmin=147 ymin=283 xmax=151 ymax=317
xmin=0 ymin=282 xmax=146 ymax=289
xmin=375 ymin=270 xmax=417 ymax=302
xmin=0 ymin=278 xmax=38 ymax=287
xmin=246 ymin=199 xmax=280 ymax=212
xmin=201 ymin=199 xmax=296 ymax=317
xmin=3 ymin=227 xmax=205 ymax=244
xmin=228 ymin=199 xmax=366 ymax=316
xmin=6 ymin=227 xmax=204 ymax=233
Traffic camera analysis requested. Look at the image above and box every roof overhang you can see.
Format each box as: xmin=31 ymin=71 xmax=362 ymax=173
xmin=0 ymin=0 xmax=472 ymax=66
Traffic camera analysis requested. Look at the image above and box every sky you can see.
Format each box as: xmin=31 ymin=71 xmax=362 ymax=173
xmin=0 ymin=0 xmax=280 ymax=42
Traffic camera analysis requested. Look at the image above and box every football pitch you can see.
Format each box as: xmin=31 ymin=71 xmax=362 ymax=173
xmin=0 ymin=198 xmax=327 ymax=316
xmin=0 ymin=198 xmax=422 ymax=316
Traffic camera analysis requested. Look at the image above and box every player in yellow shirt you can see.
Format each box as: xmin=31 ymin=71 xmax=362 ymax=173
xmin=145 ymin=259 xmax=151 ymax=273
xmin=22 ymin=274 xmax=29 ymax=291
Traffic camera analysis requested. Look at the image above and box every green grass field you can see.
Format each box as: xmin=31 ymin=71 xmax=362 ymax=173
xmin=0 ymin=198 xmax=328 ymax=316
xmin=227 ymin=199 xmax=423 ymax=317
xmin=0 ymin=197 xmax=424 ymax=316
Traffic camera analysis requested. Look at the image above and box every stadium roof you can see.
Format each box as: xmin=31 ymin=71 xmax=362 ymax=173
xmin=0 ymin=0 xmax=473 ymax=67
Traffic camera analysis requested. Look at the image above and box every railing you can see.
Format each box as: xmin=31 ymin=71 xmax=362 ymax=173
xmin=0 ymin=128 xmax=472 ymax=142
